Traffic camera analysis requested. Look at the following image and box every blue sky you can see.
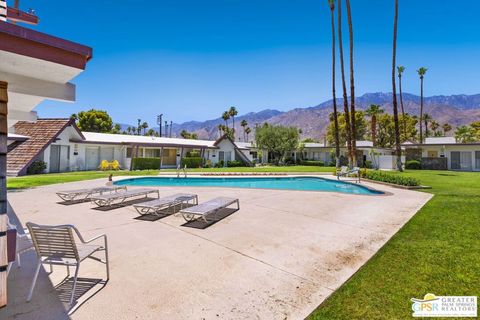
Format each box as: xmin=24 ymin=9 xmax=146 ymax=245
xmin=15 ymin=0 xmax=480 ymax=125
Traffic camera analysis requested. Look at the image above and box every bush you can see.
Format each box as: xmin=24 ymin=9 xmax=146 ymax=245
xmin=132 ymin=157 xmax=160 ymax=170
xmin=301 ymin=160 xmax=325 ymax=166
xmin=181 ymin=157 xmax=202 ymax=168
xmin=27 ymin=160 xmax=47 ymax=175
xmin=361 ymin=170 xmax=420 ymax=187
xmin=185 ymin=151 xmax=200 ymax=158
xmin=99 ymin=159 xmax=121 ymax=171
xmin=405 ymin=160 xmax=422 ymax=170
xmin=215 ymin=160 xmax=225 ymax=168
xmin=227 ymin=160 xmax=246 ymax=167
xmin=364 ymin=160 xmax=373 ymax=169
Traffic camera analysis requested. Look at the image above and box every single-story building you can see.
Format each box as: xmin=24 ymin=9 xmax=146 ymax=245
xmin=404 ymin=137 xmax=480 ymax=171
xmin=7 ymin=118 xmax=257 ymax=175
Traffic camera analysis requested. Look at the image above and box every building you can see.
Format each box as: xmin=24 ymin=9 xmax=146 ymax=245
xmin=404 ymin=137 xmax=480 ymax=171
xmin=7 ymin=120 xmax=256 ymax=175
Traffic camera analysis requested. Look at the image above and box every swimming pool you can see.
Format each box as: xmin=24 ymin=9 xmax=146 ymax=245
xmin=114 ymin=176 xmax=383 ymax=195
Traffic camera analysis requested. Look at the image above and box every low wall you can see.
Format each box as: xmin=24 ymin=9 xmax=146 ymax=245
xmin=421 ymin=157 xmax=448 ymax=170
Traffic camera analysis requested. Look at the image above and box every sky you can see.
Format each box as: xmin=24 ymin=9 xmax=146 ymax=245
xmin=13 ymin=0 xmax=480 ymax=125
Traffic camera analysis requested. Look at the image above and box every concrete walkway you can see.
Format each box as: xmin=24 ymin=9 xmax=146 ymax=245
xmin=1 ymin=176 xmax=432 ymax=320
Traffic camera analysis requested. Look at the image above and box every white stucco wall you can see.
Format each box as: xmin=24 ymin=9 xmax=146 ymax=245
xmin=420 ymin=145 xmax=480 ymax=171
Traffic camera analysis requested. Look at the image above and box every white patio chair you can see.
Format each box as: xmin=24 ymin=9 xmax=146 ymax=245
xmin=6 ymin=217 xmax=34 ymax=275
xmin=26 ymin=222 xmax=110 ymax=306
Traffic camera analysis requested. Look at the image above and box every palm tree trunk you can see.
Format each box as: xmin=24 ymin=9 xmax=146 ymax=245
xmin=346 ymin=0 xmax=357 ymax=166
xmin=392 ymin=0 xmax=403 ymax=171
xmin=420 ymin=78 xmax=424 ymax=143
xmin=371 ymin=116 xmax=377 ymax=146
xmin=330 ymin=5 xmax=341 ymax=169
xmin=338 ymin=0 xmax=353 ymax=167
xmin=398 ymin=73 xmax=406 ymax=139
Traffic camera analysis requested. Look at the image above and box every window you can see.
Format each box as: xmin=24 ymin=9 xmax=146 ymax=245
xmin=126 ymin=148 xmax=132 ymax=158
xmin=451 ymin=151 xmax=472 ymax=170
xmin=145 ymin=148 xmax=161 ymax=158
xmin=427 ymin=150 xmax=438 ymax=158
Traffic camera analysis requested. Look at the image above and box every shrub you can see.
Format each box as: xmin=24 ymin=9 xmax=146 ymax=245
xmin=132 ymin=157 xmax=160 ymax=170
xmin=301 ymin=160 xmax=325 ymax=166
xmin=181 ymin=157 xmax=202 ymax=168
xmin=99 ymin=160 xmax=110 ymax=171
xmin=361 ymin=170 xmax=420 ymax=187
xmin=110 ymin=160 xmax=121 ymax=170
xmin=405 ymin=160 xmax=422 ymax=170
xmin=204 ymin=159 xmax=213 ymax=168
xmin=215 ymin=160 xmax=225 ymax=168
xmin=227 ymin=160 xmax=245 ymax=167
xmin=185 ymin=151 xmax=200 ymax=158
xmin=364 ymin=160 xmax=373 ymax=169
xmin=27 ymin=160 xmax=47 ymax=175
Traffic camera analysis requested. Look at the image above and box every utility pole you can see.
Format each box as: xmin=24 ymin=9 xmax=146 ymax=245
xmin=137 ymin=119 xmax=141 ymax=136
xmin=157 ymin=114 xmax=163 ymax=137
xmin=164 ymin=120 xmax=168 ymax=138
xmin=169 ymin=121 xmax=173 ymax=138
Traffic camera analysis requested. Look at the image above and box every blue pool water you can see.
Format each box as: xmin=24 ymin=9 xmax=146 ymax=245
xmin=114 ymin=176 xmax=383 ymax=195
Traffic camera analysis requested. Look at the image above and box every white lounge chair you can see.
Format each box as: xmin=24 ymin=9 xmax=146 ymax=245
xmin=133 ymin=193 xmax=198 ymax=216
xmin=90 ymin=188 xmax=159 ymax=208
xmin=179 ymin=197 xmax=240 ymax=223
xmin=26 ymin=222 xmax=109 ymax=306
xmin=337 ymin=166 xmax=360 ymax=182
xmin=56 ymin=186 xmax=127 ymax=202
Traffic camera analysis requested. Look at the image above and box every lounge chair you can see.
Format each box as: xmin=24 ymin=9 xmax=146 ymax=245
xmin=90 ymin=188 xmax=159 ymax=208
xmin=26 ymin=222 xmax=109 ymax=306
xmin=337 ymin=166 xmax=360 ymax=182
xmin=133 ymin=193 xmax=198 ymax=216
xmin=56 ymin=186 xmax=127 ymax=202
xmin=179 ymin=197 xmax=239 ymax=223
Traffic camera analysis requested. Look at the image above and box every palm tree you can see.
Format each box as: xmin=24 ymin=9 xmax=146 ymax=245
xmin=137 ymin=119 xmax=141 ymax=135
xmin=217 ymin=124 xmax=224 ymax=137
xmin=240 ymin=119 xmax=248 ymax=141
xmin=345 ymin=0 xmax=357 ymax=166
xmin=329 ymin=0 xmax=341 ymax=169
xmin=127 ymin=126 xmax=132 ymax=135
xmin=245 ymin=127 xmax=252 ymax=142
xmin=222 ymin=111 xmax=230 ymax=128
xmin=417 ymin=67 xmax=428 ymax=142
xmin=229 ymin=106 xmax=238 ymax=138
xmin=365 ymin=104 xmax=384 ymax=146
xmin=442 ymin=123 xmax=452 ymax=136
xmin=337 ymin=0 xmax=353 ymax=167
xmin=397 ymin=65 xmax=406 ymax=136
xmin=141 ymin=122 xmax=148 ymax=135
xmin=392 ymin=0 xmax=402 ymax=171
xmin=430 ymin=120 xmax=439 ymax=135
xmin=422 ymin=113 xmax=432 ymax=138
xmin=454 ymin=125 xmax=476 ymax=143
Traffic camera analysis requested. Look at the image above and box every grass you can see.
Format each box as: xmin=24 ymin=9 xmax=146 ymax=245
xmin=6 ymin=166 xmax=334 ymax=189
xmin=308 ymin=170 xmax=480 ymax=319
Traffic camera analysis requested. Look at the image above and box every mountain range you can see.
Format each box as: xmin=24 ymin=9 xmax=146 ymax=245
xmin=125 ymin=93 xmax=480 ymax=140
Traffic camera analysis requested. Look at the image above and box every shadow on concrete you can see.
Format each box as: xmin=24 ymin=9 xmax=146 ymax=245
xmin=181 ymin=207 xmax=239 ymax=229
xmin=134 ymin=203 xmax=197 ymax=222
xmin=57 ymin=199 xmax=90 ymax=206
xmin=91 ymin=197 xmax=158 ymax=211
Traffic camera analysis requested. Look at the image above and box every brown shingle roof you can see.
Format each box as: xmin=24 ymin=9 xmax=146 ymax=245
xmin=8 ymin=119 xmax=76 ymax=176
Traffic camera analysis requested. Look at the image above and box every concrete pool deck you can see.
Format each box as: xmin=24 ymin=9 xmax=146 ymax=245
xmin=2 ymin=175 xmax=432 ymax=319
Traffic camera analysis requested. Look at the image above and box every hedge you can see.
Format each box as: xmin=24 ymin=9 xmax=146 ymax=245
xmin=227 ymin=160 xmax=246 ymax=167
xmin=361 ymin=170 xmax=421 ymax=187
xmin=181 ymin=157 xmax=202 ymax=168
xmin=300 ymin=160 xmax=325 ymax=166
xmin=27 ymin=160 xmax=47 ymax=175
xmin=405 ymin=160 xmax=422 ymax=170
xmin=132 ymin=158 xmax=160 ymax=170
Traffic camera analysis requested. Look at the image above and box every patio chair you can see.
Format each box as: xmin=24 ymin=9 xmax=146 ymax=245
xmin=6 ymin=217 xmax=34 ymax=276
xmin=90 ymin=188 xmax=159 ymax=208
xmin=337 ymin=166 xmax=360 ymax=182
xmin=133 ymin=193 xmax=198 ymax=216
xmin=179 ymin=197 xmax=240 ymax=223
xmin=56 ymin=186 xmax=127 ymax=202
xmin=26 ymin=222 xmax=109 ymax=306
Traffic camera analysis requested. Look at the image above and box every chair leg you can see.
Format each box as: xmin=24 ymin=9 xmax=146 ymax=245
xmin=105 ymin=240 xmax=110 ymax=280
xmin=6 ymin=262 xmax=12 ymax=276
xmin=27 ymin=259 xmax=42 ymax=302
xmin=17 ymin=253 xmax=21 ymax=268
xmin=66 ymin=265 xmax=70 ymax=277
xmin=69 ymin=265 xmax=80 ymax=306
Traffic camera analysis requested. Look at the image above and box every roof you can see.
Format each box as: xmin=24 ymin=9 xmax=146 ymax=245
xmin=304 ymin=143 xmax=327 ymax=148
xmin=403 ymin=137 xmax=480 ymax=147
xmin=424 ymin=137 xmax=456 ymax=144
xmin=7 ymin=119 xmax=79 ymax=176
xmin=78 ymin=132 xmax=217 ymax=149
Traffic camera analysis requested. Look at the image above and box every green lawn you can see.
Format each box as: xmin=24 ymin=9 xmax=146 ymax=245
xmin=6 ymin=166 xmax=334 ymax=189
xmin=308 ymin=170 xmax=480 ymax=319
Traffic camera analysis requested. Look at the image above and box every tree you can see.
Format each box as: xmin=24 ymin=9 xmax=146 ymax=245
xmin=146 ymin=128 xmax=156 ymax=136
xmin=111 ymin=123 xmax=122 ymax=134
xmin=137 ymin=119 xmax=141 ymax=136
xmin=375 ymin=113 xmax=417 ymax=148
xmin=365 ymin=104 xmax=384 ymax=146
xmin=454 ymin=125 xmax=476 ymax=143
xmin=217 ymin=124 xmax=224 ymax=137
xmin=240 ymin=119 xmax=248 ymax=141
xmin=345 ymin=0 xmax=357 ymax=166
xmin=127 ymin=126 xmax=132 ymax=135
xmin=391 ymin=0 xmax=402 ymax=171
xmin=417 ymin=67 xmax=428 ymax=142
xmin=442 ymin=123 xmax=452 ymax=136
xmin=141 ymin=122 xmax=148 ymax=135
xmin=397 ymin=65 xmax=406 ymax=136
xmin=337 ymin=0 xmax=353 ymax=167
xmin=329 ymin=0 xmax=341 ymax=169
xmin=422 ymin=113 xmax=433 ymax=138
xmin=245 ymin=127 xmax=252 ymax=142
xmin=327 ymin=111 xmax=367 ymax=147
xmin=229 ymin=106 xmax=238 ymax=138
xmin=180 ymin=130 xmax=198 ymax=140
xmin=222 ymin=111 xmax=230 ymax=128
xmin=71 ymin=109 xmax=113 ymax=133
xmin=255 ymin=124 xmax=300 ymax=164
xmin=430 ymin=120 xmax=439 ymax=135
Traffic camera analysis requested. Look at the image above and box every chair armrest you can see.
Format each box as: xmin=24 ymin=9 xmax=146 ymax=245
xmin=83 ymin=234 xmax=108 ymax=244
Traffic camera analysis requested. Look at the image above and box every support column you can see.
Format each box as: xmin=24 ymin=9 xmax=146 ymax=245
xmin=159 ymin=147 xmax=164 ymax=169
xmin=0 ymin=81 xmax=8 ymax=308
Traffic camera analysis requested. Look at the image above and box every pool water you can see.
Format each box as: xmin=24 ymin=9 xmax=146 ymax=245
xmin=114 ymin=176 xmax=383 ymax=195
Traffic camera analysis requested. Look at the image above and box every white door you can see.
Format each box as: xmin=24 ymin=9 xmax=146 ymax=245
xmin=59 ymin=145 xmax=70 ymax=172
xmin=85 ymin=147 xmax=100 ymax=170
xmin=100 ymin=147 xmax=114 ymax=161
